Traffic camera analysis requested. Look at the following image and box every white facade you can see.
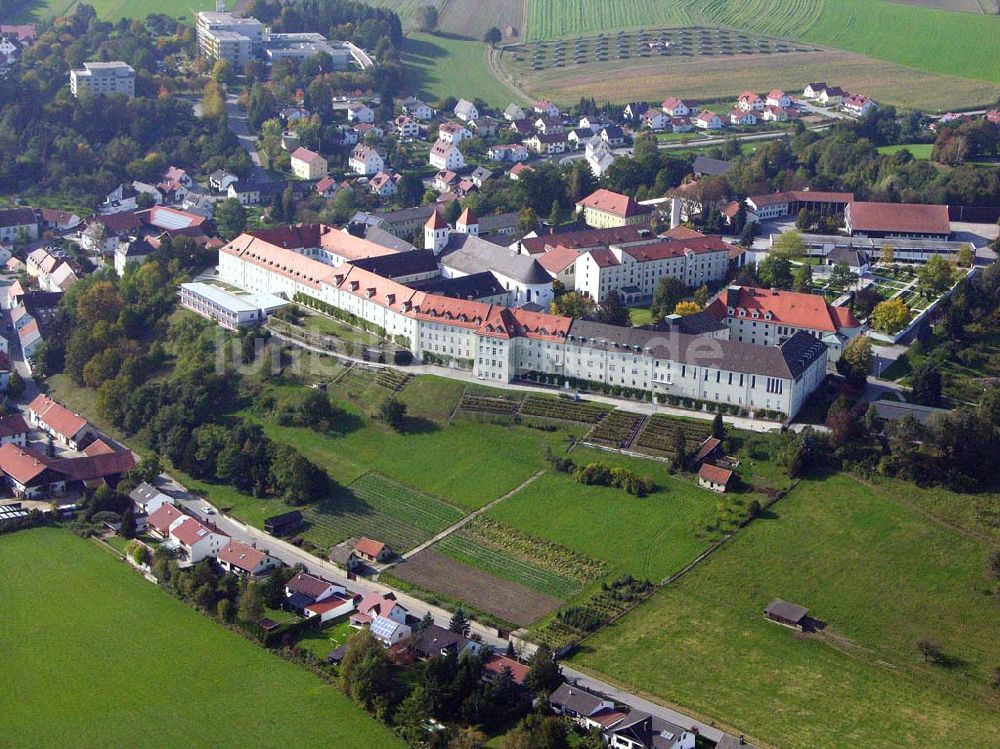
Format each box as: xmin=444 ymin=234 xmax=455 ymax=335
xmin=70 ymin=62 xmax=135 ymax=98
xmin=349 ymin=146 xmax=384 ymax=176
xmin=429 ymin=140 xmax=465 ymax=171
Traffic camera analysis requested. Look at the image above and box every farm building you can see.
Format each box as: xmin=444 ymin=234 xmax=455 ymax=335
xmin=264 ymin=510 xmax=302 ymax=536
xmin=698 ymin=463 xmax=733 ymax=493
xmin=844 ymin=201 xmax=951 ymax=240
xmin=764 ymin=599 xmax=809 ymax=631
xmin=355 ymin=537 xmax=392 ymax=563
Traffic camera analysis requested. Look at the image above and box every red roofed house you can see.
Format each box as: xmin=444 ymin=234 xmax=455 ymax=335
xmin=845 ymin=201 xmax=951 ymax=240
xmin=842 ymin=94 xmax=877 ymax=118
xmin=738 ymin=92 xmax=764 ymax=112
xmin=706 ymin=285 xmax=861 ymax=361
xmin=290 ymin=147 xmax=328 ymax=180
xmin=0 ymin=443 xmax=68 ymax=497
xmin=661 ymin=97 xmax=690 ymax=117
xmin=0 ymin=413 xmax=28 ymax=447
xmin=304 ymin=594 xmax=356 ymax=623
xmin=766 ymin=90 xmax=791 ymax=108
xmin=745 ymin=190 xmax=854 ymax=223
xmin=698 ymin=463 xmax=733 ymax=493
xmin=575 ymin=189 xmax=652 ymax=229
xmin=354 ymin=536 xmax=392 ymax=563
xmin=147 ymin=502 xmax=186 ymax=538
xmin=216 ymin=538 xmax=279 ymax=577
xmin=169 ymin=516 xmax=229 ymax=564
xmin=350 ymin=591 xmax=407 ymax=628
xmin=26 ymin=394 xmax=94 ymax=449
xmin=483 ymin=654 xmax=530 ymax=687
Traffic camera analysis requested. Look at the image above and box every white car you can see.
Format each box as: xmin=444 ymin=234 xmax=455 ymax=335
xmin=202 ymin=504 xmax=215 ymax=515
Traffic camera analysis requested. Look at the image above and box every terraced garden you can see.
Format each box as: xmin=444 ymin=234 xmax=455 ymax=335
xmin=453 ymin=391 xmax=521 ymax=423
xmin=586 ymin=410 xmax=645 ymax=448
xmin=634 ymin=414 xmax=712 ymax=458
xmin=519 ymin=394 xmax=611 ymax=423
xmin=375 ymin=369 xmax=413 ymax=392
xmin=301 ymin=472 xmax=464 ymax=553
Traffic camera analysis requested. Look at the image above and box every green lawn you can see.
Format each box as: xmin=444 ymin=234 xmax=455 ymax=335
xmin=296 ymin=618 xmax=356 ymax=660
xmin=14 ymin=0 xmax=227 ymax=22
xmin=878 ymin=143 xmax=934 ymax=159
xmin=488 ymin=447 xmax=747 ymax=580
xmin=573 ymin=473 xmax=1000 ymax=748
xmin=628 ymin=307 xmax=652 ymax=327
xmin=0 ymin=527 xmax=401 ymax=748
xmin=404 ymin=32 xmax=517 ymax=108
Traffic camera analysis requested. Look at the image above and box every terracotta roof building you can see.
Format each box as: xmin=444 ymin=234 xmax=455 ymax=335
xmin=26 ymin=394 xmax=92 ymax=449
xmin=575 ymin=189 xmax=652 ymax=229
xmin=845 ymin=201 xmax=951 ymax=239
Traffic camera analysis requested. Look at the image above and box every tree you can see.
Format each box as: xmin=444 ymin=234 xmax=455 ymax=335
xmin=598 ymin=291 xmax=630 ymax=327
xmin=214 ymin=198 xmax=247 ymax=241
xmin=853 ymin=287 xmax=882 ymax=318
xmin=550 ymin=291 xmax=595 ymax=319
xmin=881 ymin=243 xmax=895 ymax=265
xmin=237 ymin=580 xmax=264 ymax=624
xmin=916 ymin=638 xmax=943 ymax=664
xmin=673 ymin=300 xmax=701 ymax=316
xmin=739 ymin=220 xmax=758 ymax=247
xmin=918 ymin=255 xmax=955 ymax=295
xmin=651 ymin=277 xmax=686 ymax=322
xmin=417 ymin=5 xmax=439 ymax=32
xmin=525 ymin=645 xmax=563 ymax=694
xmin=210 ymin=59 xmax=233 ymax=85
xmin=501 ymin=713 xmax=569 ymax=749
xmin=396 ymin=684 xmax=432 ymax=746
xmin=120 ymin=502 xmax=137 ymax=539
xmin=341 ymin=629 xmax=392 ymax=711
xmin=6 ymin=370 xmax=24 ymax=399
xmin=910 ymin=361 xmax=943 ymax=407
xmin=837 ymin=334 xmax=873 ymax=387
xmin=772 ymin=230 xmax=806 ymax=258
xmin=957 ymin=243 xmax=974 ymax=267
xmin=419 ymin=610 xmax=435 ymax=632
xmin=217 ymin=597 xmax=236 ymax=624
xmin=712 ymin=412 xmax=725 ymax=440
xmin=449 ymin=607 xmax=470 ymax=637
xmin=758 ymin=254 xmax=793 ymax=289
xmin=449 ymin=726 xmax=489 ymax=749
xmin=126 ymin=539 xmax=149 ymax=566
xmin=792 ymin=262 xmax=813 ymax=293
xmin=517 ymin=207 xmax=537 ymax=235
xmin=693 ymin=284 xmax=710 ymax=308
xmin=484 ymin=27 xmax=502 ymax=47
xmin=871 ymin=298 xmax=911 ymax=334
xmin=547 ymin=199 xmax=565 ymax=227
xmin=379 ymin=396 xmax=407 ymax=431
xmin=828 ymin=261 xmax=855 ymax=290
xmin=672 ymin=428 xmax=686 ymax=471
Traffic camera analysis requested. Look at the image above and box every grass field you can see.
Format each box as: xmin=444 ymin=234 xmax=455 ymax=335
xmin=404 ymin=32 xmax=522 ymax=107
xmin=878 ymin=143 xmax=936 ymax=158
xmin=14 ymin=0 xmax=226 ymax=23
xmin=573 ymin=473 xmax=1000 ymax=748
xmin=0 ymin=527 xmax=401 ymax=748
xmin=523 ymin=0 xmax=1000 ymax=87
xmin=488 ymin=447 xmax=749 ymax=580
xmin=502 ymin=47 xmax=1000 ymax=110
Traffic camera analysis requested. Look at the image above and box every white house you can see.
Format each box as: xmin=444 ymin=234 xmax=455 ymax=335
xmin=766 ymin=90 xmax=791 ymax=108
xmin=729 ymin=109 xmax=757 ymax=126
xmin=661 ymin=97 xmax=690 ymax=117
xmin=843 ymin=95 xmax=877 ymax=117
xmin=114 ymin=237 xmax=155 ymax=277
xmin=0 ymin=413 xmax=28 ymax=447
xmin=370 ymin=615 xmax=411 ymax=646
xmin=694 ymin=110 xmax=722 ymax=130
xmin=290 ymin=147 xmax=328 ymax=180
xmin=401 ymin=97 xmax=432 ymax=121
xmin=347 ymin=102 xmax=374 ymax=123
xmin=503 ymin=103 xmax=526 ymax=121
xmin=349 ymin=145 xmax=384 ymax=176
xmin=0 ymin=207 xmax=39 ymax=243
xmin=762 ymin=106 xmax=791 ymax=123
xmin=738 ymin=92 xmax=764 ymax=112
xmin=640 ymin=110 xmax=670 ymax=131
xmin=169 ymin=517 xmax=229 ymax=564
xmin=216 ymin=538 xmax=279 ymax=576
xmin=26 ymin=394 xmax=93 ymax=450
xmin=429 ymin=140 xmax=465 ymax=171
xmin=395 ymin=115 xmax=420 ymax=138
xmin=802 ymin=82 xmax=827 ymax=99
xmin=369 ymin=171 xmax=399 ymax=198
xmin=489 ymin=144 xmax=528 ymax=163
xmin=438 ymin=121 xmax=472 ymax=144
xmin=454 ymin=99 xmax=479 ymax=122
xmin=534 ymin=99 xmax=559 ymax=118
xmin=304 ymin=595 xmax=356 ymax=623
xmin=818 ymin=86 xmax=845 ymax=105
xmin=586 ymin=139 xmax=616 ymax=178
xmin=605 ymin=712 xmax=697 ymax=749
xmin=285 ymin=571 xmax=346 ymax=603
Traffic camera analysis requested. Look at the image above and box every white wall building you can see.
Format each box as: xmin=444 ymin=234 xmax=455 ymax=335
xmin=69 ymin=61 xmax=135 ymax=98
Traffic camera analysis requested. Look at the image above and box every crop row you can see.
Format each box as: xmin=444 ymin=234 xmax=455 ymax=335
xmin=301 ymin=505 xmax=428 ymax=554
xmin=463 ymin=517 xmax=607 ymax=583
xmin=457 ymin=394 xmax=520 ymax=415
xmin=351 ymin=473 xmax=464 ymax=534
xmin=587 ymin=411 xmax=645 ymax=448
xmin=519 ymin=395 xmax=609 ymax=424
xmin=634 ymin=415 xmax=711 ymax=454
xmin=375 ymin=370 xmax=412 ymax=393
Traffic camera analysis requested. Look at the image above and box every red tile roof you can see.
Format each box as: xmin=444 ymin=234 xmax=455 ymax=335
xmin=576 ymin=189 xmax=650 ymax=219
xmin=82 ymin=439 xmax=116 ymax=456
xmin=586 ymin=248 xmax=620 ymax=268
xmin=355 ymin=537 xmax=386 ymax=558
xmin=707 ymin=286 xmax=859 ymax=333
xmin=699 ymin=463 xmax=733 ymax=485
xmin=217 ymin=539 xmax=266 ymax=570
xmin=661 ymin=226 xmax=706 ymax=240
xmin=0 ymin=413 xmax=28 ymax=439
xmin=53 ymin=450 xmax=137 ymax=481
xmin=291 ymin=147 xmax=324 ymax=164
xmin=537 ymin=244 xmax=581 ymax=274
xmin=305 ymin=595 xmax=351 ymax=615
xmin=0 ymin=443 xmax=54 ymax=484
xmin=27 ymin=394 xmax=89 ymax=440
xmin=147 ymin=502 xmax=184 ymax=534
xmin=520 ymin=225 xmax=651 ymax=255
xmin=483 ymin=654 xmax=530 ymax=685
xmin=622 ymin=237 xmax=730 ymax=262
xmin=425 ymin=208 xmax=447 ymax=230
xmin=847 ymin=201 xmax=950 ymax=236
xmin=171 ymin=517 xmax=222 ymax=547
xmin=748 ymin=190 xmax=854 ymax=209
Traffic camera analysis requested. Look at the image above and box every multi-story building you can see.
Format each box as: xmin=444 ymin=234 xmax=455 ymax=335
xmin=575 ymin=189 xmax=652 ymax=229
xmin=178 ymin=283 xmax=286 ymax=330
xmin=0 ymin=207 xmax=39 ymax=243
xmin=69 ymin=62 xmax=135 ymax=98
xmin=705 ymin=285 xmax=861 ymax=362
xmin=745 ymin=190 xmax=854 ymax=223
xmin=196 ymin=11 xmax=264 ymax=68
xmin=217 ymin=225 xmax=828 ymax=418
xmin=429 ymin=140 xmax=465 ymax=171
xmin=290 ymin=147 xmax=328 ymax=180
xmin=844 ymin=201 xmax=951 ymax=240
xmin=349 ymin=145 xmax=384 ymax=176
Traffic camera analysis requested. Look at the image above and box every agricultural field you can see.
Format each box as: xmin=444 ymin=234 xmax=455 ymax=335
xmin=391 ymin=548 xmax=564 ymax=626
xmin=586 ymin=410 xmax=645 ymax=448
xmin=573 ymin=474 xmax=1000 ymax=748
xmin=403 ymin=32 xmax=521 ymax=107
xmin=501 ymin=46 xmax=1000 ymax=110
xmin=300 ymin=472 xmax=465 ymax=553
xmin=14 ymin=0 xmax=225 ymax=22
xmin=633 ymin=413 xmax=711 ymax=460
xmin=523 ymin=0 xmax=1000 ymax=87
xmin=0 ymin=528 xmax=401 ymax=748
xmin=488 ymin=446 xmax=750 ymax=579
xmin=436 ymin=0 xmax=526 ymax=42
xmin=878 ymin=143 xmax=935 ymax=159
xmin=518 ymin=394 xmax=612 ymax=424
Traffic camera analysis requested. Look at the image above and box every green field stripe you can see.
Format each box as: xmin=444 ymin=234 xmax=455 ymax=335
xmin=437 ymin=535 xmax=582 ymax=598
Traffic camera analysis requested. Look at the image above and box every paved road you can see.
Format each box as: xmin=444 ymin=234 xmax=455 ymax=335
xmin=224 ymin=93 xmax=270 ymax=182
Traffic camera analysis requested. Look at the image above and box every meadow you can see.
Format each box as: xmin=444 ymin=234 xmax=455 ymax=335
xmin=523 ymin=0 xmax=1000 ymax=88
xmin=403 ymin=32 xmax=522 ymax=107
xmin=572 ymin=473 xmax=1000 ymax=748
xmin=0 ymin=527 xmax=401 ymax=748
xmin=878 ymin=143 xmax=936 ymax=158
xmin=14 ymin=0 xmax=226 ymax=23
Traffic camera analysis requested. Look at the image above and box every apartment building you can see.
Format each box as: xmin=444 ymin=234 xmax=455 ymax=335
xmin=196 ymin=11 xmax=264 ymax=67
xmin=69 ymin=62 xmax=135 ymax=98
xmin=575 ymin=189 xmax=652 ymax=229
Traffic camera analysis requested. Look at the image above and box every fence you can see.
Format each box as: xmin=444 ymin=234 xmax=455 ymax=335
xmin=948 ymin=204 xmax=1000 ymax=223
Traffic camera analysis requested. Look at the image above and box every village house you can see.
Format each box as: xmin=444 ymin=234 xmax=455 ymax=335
xmin=347 ymin=101 xmax=374 ymax=123
xmin=661 ymin=97 xmax=690 ymax=117
xmin=762 ymin=106 xmax=794 ymax=123
xmin=503 ymin=103 xmax=526 ymax=121
xmin=738 ymin=92 xmax=764 ymax=112
xmin=575 ymin=189 xmax=652 ymax=229
xmin=623 ymin=102 xmax=650 ymax=121
xmin=670 ymin=117 xmax=693 ymax=133
xmin=395 ymin=115 xmax=420 ymax=139
xmin=0 ymin=443 xmax=68 ymax=497
xmin=0 ymin=207 xmax=40 ymax=244
xmin=454 ymin=99 xmax=479 ymax=122
xmin=401 ymin=97 xmax=432 ymax=121
xmin=488 ymin=143 xmax=529 ymax=163
xmin=534 ymin=99 xmax=559 ymax=118
xmin=842 ymin=94 xmax=877 ymax=117
xmin=349 ymin=144 xmax=385 ymax=176
xmin=766 ymin=90 xmax=791 ymax=108
xmin=605 ymin=711 xmax=696 ymax=749
xmin=586 ymin=139 xmax=616 ymax=178
xmin=170 ymin=516 xmax=229 ymax=564
xmin=429 ymin=140 xmax=465 ymax=171
xmin=508 ymin=162 xmax=534 ymax=180
xmin=355 ymin=536 xmax=392 ymax=563
xmin=470 ymin=116 xmax=499 ymax=138
xmin=694 ymin=110 xmax=723 ymax=130
xmin=817 ymin=86 xmax=846 ymax=106
xmin=263 ymin=510 xmax=302 ymax=536
xmin=38 ymin=208 xmax=81 ymax=233
xmin=802 ymin=82 xmax=827 ymax=99
xmin=729 ymin=109 xmax=757 ymax=126
xmin=526 ymin=132 xmax=567 ymax=155
xmin=0 ymin=413 xmax=28 ymax=447
xmin=409 ymin=624 xmax=482 ymax=660
xmin=146 ymin=502 xmax=186 ymax=539
xmin=290 ymin=147 xmax=328 ymax=180
xmin=26 ymin=394 xmax=94 ymax=450
xmin=438 ymin=121 xmax=472 ymax=144
xmin=350 ymin=591 xmax=408 ymax=629
xmin=114 ymin=237 xmax=156 ymax=277
xmin=640 ymin=109 xmax=669 ymax=131
xmin=369 ymin=171 xmax=401 ymax=198
xmin=600 ymin=125 xmax=626 ymax=147
xmin=304 ymin=594 xmax=356 ymax=623
xmin=216 ymin=539 xmax=279 ymax=577
xmin=549 ymin=683 xmax=622 ymax=731
xmin=534 ymin=116 xmax=564 ymax=135
xmin=129 ymin=482 xmax=173 ymax=533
